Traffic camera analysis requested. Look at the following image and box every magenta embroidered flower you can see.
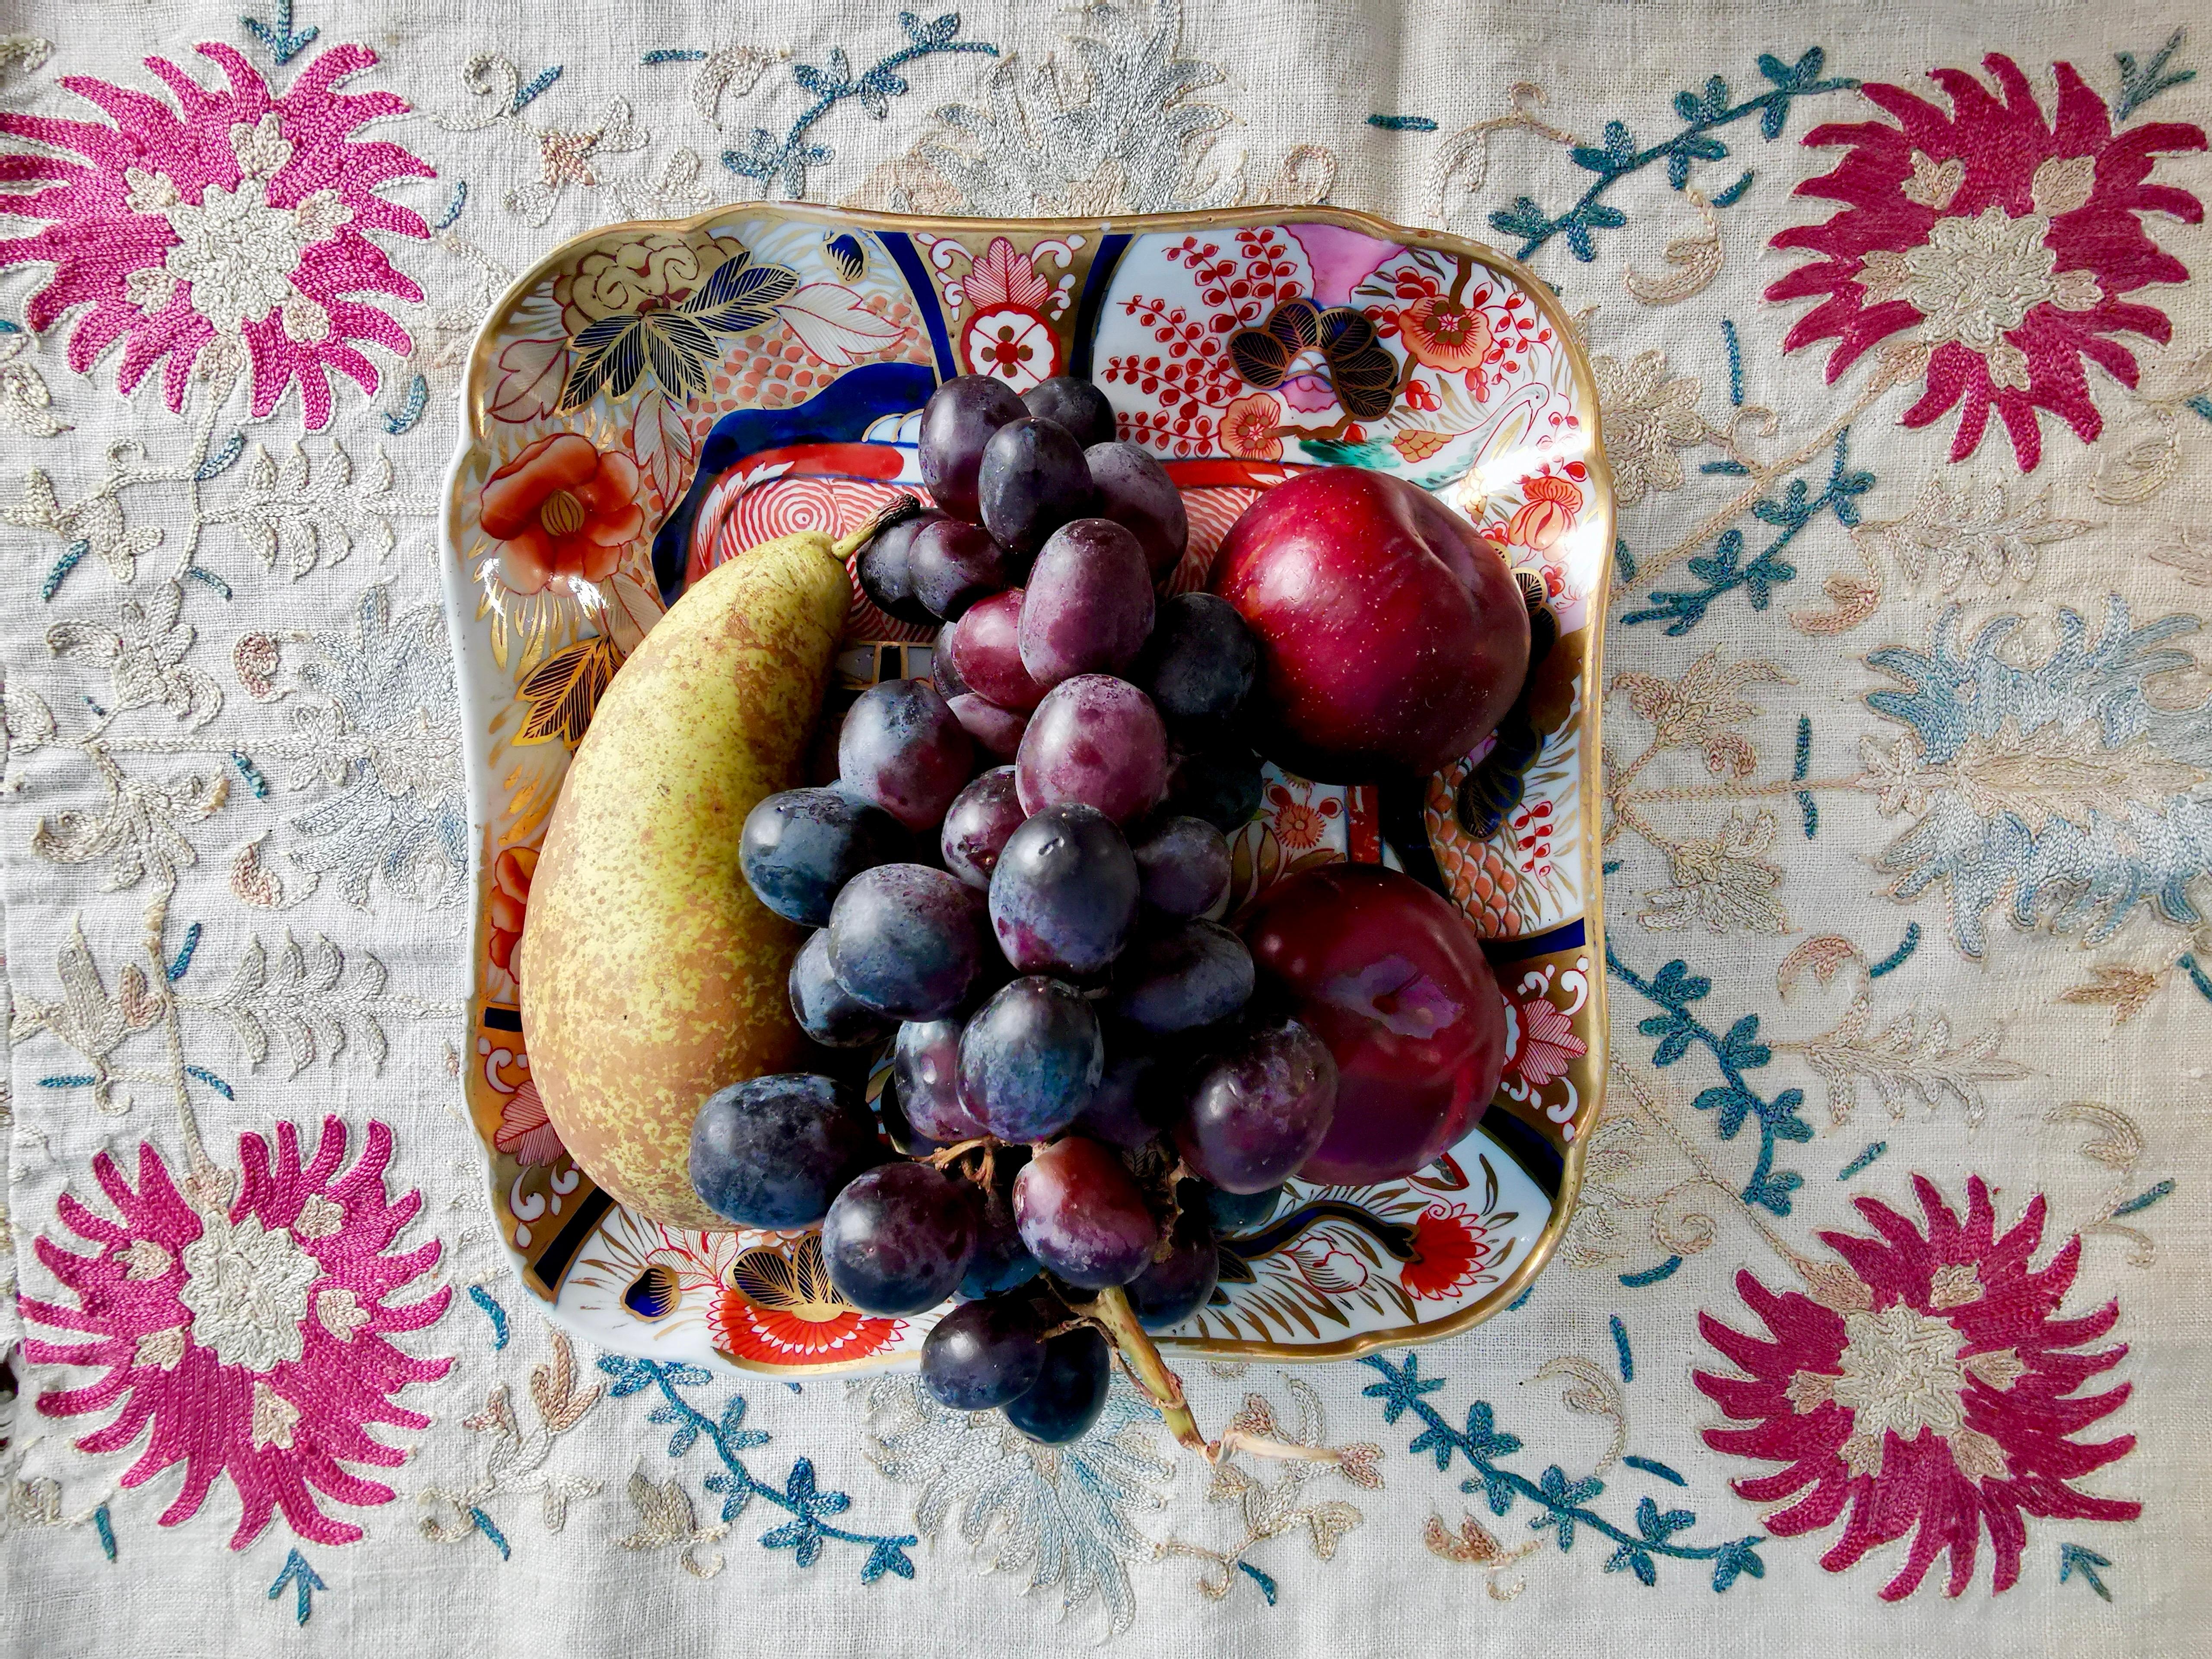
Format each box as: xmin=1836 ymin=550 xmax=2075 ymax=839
xmin=1695 ymin=1175 xmax=2138 ymax=1600
xmin=0 ymin=42 xmax=433 ymax=429
xmin=22 ymin=1117 xmax=451 ymax=1548
xmin=1767 ymin=54 xmax=2206 ymax=470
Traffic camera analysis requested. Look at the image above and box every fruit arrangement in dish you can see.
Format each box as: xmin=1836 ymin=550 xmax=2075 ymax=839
xmin=521 ymin=371 xmax=1535 ymax=1451
xmin=446 ymin=205 xmax=1611 ymax=1383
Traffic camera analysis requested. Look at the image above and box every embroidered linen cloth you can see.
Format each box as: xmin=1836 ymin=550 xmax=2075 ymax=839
xmin=2 ymin=1 xmax=2208 ymax=1653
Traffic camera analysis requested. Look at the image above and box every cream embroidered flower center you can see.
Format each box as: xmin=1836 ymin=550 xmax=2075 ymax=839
xmin=1832 ymin=1302 xmax=1969 ymax=1446
xmin=135 ymin=117 xmax=353 ymax=343
xmin=177 ymin=1209 xmax=321 ymax=1372
xmin=1897 ymin=206 xmax=2057 ymax=351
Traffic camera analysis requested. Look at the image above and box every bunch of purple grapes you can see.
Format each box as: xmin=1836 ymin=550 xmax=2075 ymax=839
xmin=689 ymin=375 xmax=1341 ymax=1445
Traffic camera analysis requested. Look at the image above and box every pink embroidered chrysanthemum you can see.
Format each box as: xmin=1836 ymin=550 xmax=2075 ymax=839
xmin=0 ymin=42 xmax=432 ymax=429
xmin=22 ymin=1117 xmax=451 ymax=1548
xmin=1694 ymin=1175 xmax=2138 ymax=1600
xmin=1767 ymin=55 xmax=2206 ymax=470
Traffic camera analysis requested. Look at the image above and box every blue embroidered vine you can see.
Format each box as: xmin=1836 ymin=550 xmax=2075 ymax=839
xmin=164 ymin=922 xmax=201 ymax=983
xmin=468 ymin=1284 xmax=511 ymax=1350
xmin=1607 ymin=944 xmax=1812 ymax=1219
xmin=240 ymin=0 xmax=317 ymax=66
xmin=267 ymin=1549 xmax=326 ymax=1625
xmin=598 ymin=1356 xmax=918 ymax=1583
xmin=725 ymin=13 xmax=998 ymax=198
xmin=1609 ymin=1316 xmax=1634 ymax=1382
xmin=1793 ymin=715 xmax=1816 ymax=837
xmin=2180 ymin=953 xmax=2212 ymax=1006
xmin=1622 ymin=428 xmax=1873 ymax=635
xmin=1837 ymin=1141 xmax=1887 ymax=1181
xmin=2058 ymin=1542 xmax=2115 ymax=1602
xmin=1866 ymin=922 xmax=1920 ymax=980
xmin=1367 ymin=114 xmax=1438 ymax=131
xmin=1490 ymin=49 xmax=1858 ymax=261
xmin=2114 ymin=30 xmax=2195 ymax=121
xmin=1359 ymin=1354 xmax=1764 ymax=1591
xmin=381 ymin=373 xmax=429 ymax=436
xmin=2112 ymin=1179 xmax=2176 ymax=1218
xmin=93 ymin=1503 xmax=116 ymax=1563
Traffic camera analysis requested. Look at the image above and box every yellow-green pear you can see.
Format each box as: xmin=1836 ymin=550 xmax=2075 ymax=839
xmin=520 ymin=520 xmax=880 ymax=1229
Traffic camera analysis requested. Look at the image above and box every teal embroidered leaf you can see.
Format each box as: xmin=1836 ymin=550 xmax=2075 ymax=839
xmin=597 ymin=1356 xmax=915 ymax=1581
xmin=2115 ymin=30 xmax=2195 ymax=121
xmin=2058 ymin=1542 xmax=2115 ymax=1602
xmin=1359 ymin=1354 xmax=1765 ymax=1592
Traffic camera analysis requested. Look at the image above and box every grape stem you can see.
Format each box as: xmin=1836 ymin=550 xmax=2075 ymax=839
xmin=1085 ymin=1286 xmax=1344 ymax=1468
xmin=832 ymin=493 xmax=923 ymax=560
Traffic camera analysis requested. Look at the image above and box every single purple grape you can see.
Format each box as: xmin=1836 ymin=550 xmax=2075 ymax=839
xmin=893 ymin=1017 xmax=986 ymax=1142
xmin=821 ymin=1161 xmax=977 ymax=1316
xmin=1130 ymin=814 xmax=1232 ymax=918
xmin=1127 ymin=1220 xmax=1220 ymax=1331
xmin=946 ymin=693 xmax=1028 ymax=762
xmin=1023 ymin=377 xmax=1117 ymax=448
xmin=1002 ymin=1325 xmax=1109 ymax=1444
xmin=1016 ymin=675 xmax=1169 ymax=826
xmin=1164 ymin=740 xmax=1264 ymax=833
xmin=1018 ymin=519 xmax=1155 ymax=688
xmin=789 ymin=928 xmax=894 ymax=1048
xmin=1176 ymin=1020 xmax=1338 ymax=1194
xmin=930 ymin=620 xmax=969 ymax=698
xmin=1111 ymin=920 xmax=1254 ymax=1034
xmin=960 ymin=1163 xmax=1044 ymax=1299
xmin=948 ymin=589 xmax=1046 ymax=711
xmin=742 ymin=786 xmax=912 ymax=927
xmin=1085 ymin=441 xmax=1188 ymax=580
xmin=920 ymin=375 xmax=1025 ymax=523
xmin=979 ymin=417 xmax=1095 ymax=556
xmin=838 ymin=679 xmax=975 ymax=833
xmin=988 ymin=802 xmax=1140 ymax=976
xmin=826 ymin=864 xmax=986 ymax=1020
xmin=958 ymin=977 xmax=1103 ymax=1141
xmin=922 ymin=1297 xmax=1047 ymax=1411
xmin=1135 ymin=591 xmax=1258 ymax=726
xmin=1013 ymin=1136 xmax=1160 ymax=1289
xmin=689 ymin=1074 xmax=881 ymax=1230
xmin=1200 ymin=1181 xmax=1284 ymax=1235
xmin=909 ymin=517 xmax=1018 ymax=620
xmin=1074 ymin=1042 xmax=1163 ymax=1149
xmin=941 ymin=767 xmax=1028 ymax=889
xmin=857 ymin=508 xmax=946 ymax=627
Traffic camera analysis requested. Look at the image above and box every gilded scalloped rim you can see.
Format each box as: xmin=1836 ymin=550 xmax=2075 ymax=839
xmin=439 ymin=203 xmax=1614 ymax=1373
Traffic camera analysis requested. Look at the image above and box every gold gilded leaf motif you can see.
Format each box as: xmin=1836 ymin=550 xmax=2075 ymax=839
xmin=514 ymin=636 xmax=621 ymax=749
xmin=1392 ymin=429 xmax=1451 ymax=462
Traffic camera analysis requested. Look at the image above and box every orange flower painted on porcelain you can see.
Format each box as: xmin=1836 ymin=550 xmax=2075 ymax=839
xmin=487 ymin=845 xmax=535 ymax=977
xmin=706 ymin=1237 xmax=903 ymax=1365
xmin=1266 ymin=780 xmax=1341 ymax=850
xmin=1400 ymin=1201 xmax=1495 ymax=1301
xmin=1504 ymin=474 xmax=1583 ymax=552
xmin=1219 ymin=391 xmax=1285 ymax=460
xmin=480 ymin=432 xmax=643 ymax=595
